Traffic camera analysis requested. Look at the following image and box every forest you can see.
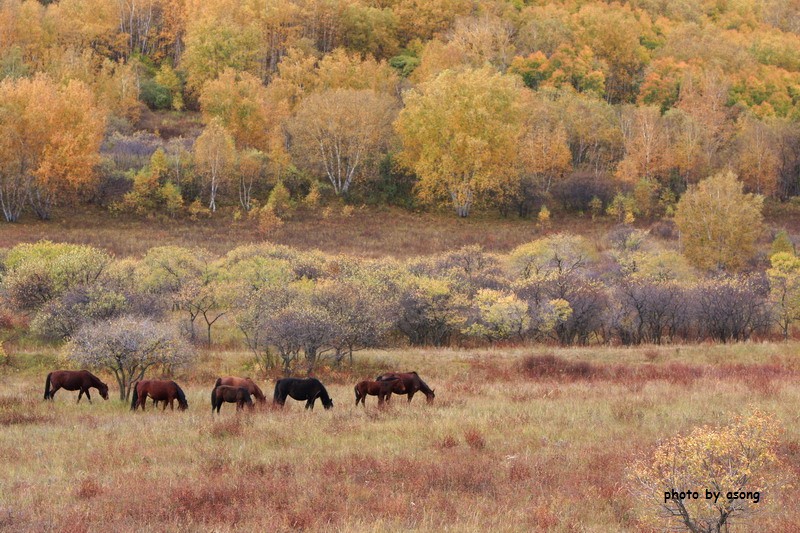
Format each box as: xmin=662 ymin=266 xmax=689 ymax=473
xmin=1 ymin=0 xmax=800 ymax=223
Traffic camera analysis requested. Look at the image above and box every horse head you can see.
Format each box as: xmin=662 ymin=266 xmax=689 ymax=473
xmin=323 ymin=397 xmax=334 ymax=410
xmin=99 ymin=383 xmax=110 ymax=400
xmin=425 ymin=389 xmax=435 ymax=403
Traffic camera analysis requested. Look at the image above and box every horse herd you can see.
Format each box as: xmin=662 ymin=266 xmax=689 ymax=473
xmin=42 ymin=369 xmax=436 ymax=413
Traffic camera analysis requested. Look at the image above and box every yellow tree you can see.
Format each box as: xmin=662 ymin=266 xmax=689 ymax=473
xmin=288 ymin=88 xmax=396 ymax=196
xmin=631 ymin=411 xmax=785 ymax=533
xmin=395 ymin=67 xmax=523 ymax=217
xmin=518 ymin=90 xmax=572 ymax=195
xmin=194 ymin=118 xmax=235 ymax=212
xmin=0 ymin=75 xmax=106 ymax=222
xmin=674 ymin=171 xmax=764 ymax=272
xmin=199 ymin=68 xmax=286 ymax=152
xmin=616 ymin=105 xmax=669 ymax=184
xmin=735 ymin=115 xmax=781 ymax=197
xmin=767 ymin=251 xmax=800 ymax=338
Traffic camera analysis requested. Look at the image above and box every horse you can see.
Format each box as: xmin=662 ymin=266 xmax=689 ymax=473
xmin=273 ymin=378 xmax=333 ymax=410
xmin=354 ymin=377 xmax=405 ymax=406
xmin=211 ymin=385 xmax=254 ymax=413
xmin=44 ymin=370 xmax=109 ymax=403
xmin=376 ymin=371 xmax=435 ymax=403
xmin=214 ymin=377 xmax=266 ymax=404
xmin=131 ymin=379 xmax=188 ymax=411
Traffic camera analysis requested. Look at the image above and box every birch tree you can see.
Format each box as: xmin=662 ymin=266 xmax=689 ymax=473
xmin=288 ymin=88 xmax=396 ymax=195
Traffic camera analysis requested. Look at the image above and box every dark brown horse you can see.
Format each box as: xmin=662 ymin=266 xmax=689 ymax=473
xmin=44 ymin=370 xmax=109 ymax=403
xmin=211 ymin=385 xmax=254 ymax=413
xmin=214 ymin=377 xmax=266 ymax=404
xmin=376 ymin=371 xmax=435 ymax=403
xmin=354 ymin=377 xmax=405 ymax=406
xmin=131 ymin=379 xmax=188 ymax=411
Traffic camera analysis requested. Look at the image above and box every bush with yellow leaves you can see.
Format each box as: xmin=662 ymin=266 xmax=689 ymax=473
xmin=630 ymin=411 xmax=788 ymax=533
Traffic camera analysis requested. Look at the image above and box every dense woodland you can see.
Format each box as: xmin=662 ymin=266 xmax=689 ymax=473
xmin=2 ymin=0 xmax=800 ymax=224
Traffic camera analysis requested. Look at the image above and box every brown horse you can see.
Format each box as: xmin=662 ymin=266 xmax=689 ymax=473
xmin=131 ymin=380 xmax=188 ymax=411
xmin=354 ymin=377 xmax=405 ymax=406
xmin=376 ymin=371 xmax=435 ymax=403
xmin=214 ymin=377 xmax=266 ymax=404
xmin=44 ymin=370 xmax=109 ymax=403
xmin=211 ymin=385 xmax=254 ymax=413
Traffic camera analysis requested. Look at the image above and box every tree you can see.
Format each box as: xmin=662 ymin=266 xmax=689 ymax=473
xmin=0 ymin=75 xmax=106 ymax=221
xmin=674 ymin=171 xmax=764 ymax=272
xmin=767 ymin=252 xmax=800 ymax=338
xmin=463 ymin=288 xmax=529 ymax=343
xmin=288 ymin=89 xmax=396 ymax=195
xmin=508 ymin=234 xmax=595 ymax=280
xmin=395 ymin=67 xmax=523 ymax=217
xmin=68 ymin=316 xmax=194 ymax=401
xmin=2 ymin=241 xmax=112 ymax=312
xmin=631 ymin=411 xmax=785 ymax=533
xmin=199 ymin=69 xmax=284 ymax=152
xmin=194 ymin=118 xmax=235 ymax=212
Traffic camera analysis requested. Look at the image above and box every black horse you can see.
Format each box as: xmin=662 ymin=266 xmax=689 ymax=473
xmin=273 ymin=378 xmax=333 ymax=410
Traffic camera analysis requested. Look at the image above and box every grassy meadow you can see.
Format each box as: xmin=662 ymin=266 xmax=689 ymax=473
xmin=2 ymin=344 xmax=800 ymax=532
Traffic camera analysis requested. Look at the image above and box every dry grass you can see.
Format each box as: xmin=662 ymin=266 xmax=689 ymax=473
xmin=0 ymin=205 xmax=615 ymax=258
xmin=1 ymin=344 xmax=799 ymax=531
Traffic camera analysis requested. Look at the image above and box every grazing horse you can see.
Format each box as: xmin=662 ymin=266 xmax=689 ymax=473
xmin=273 ymin=378 xmax=333 ymax=410
xmin=44 ymin=370 xmax=109 ymax=403
xmin=211 ymin=385 xmax=254 ymax=413
xmin=214 ymin=377 xmax=266 ymax=404
xmin=131 ymin=379 xmax=189 ymax=411
xmin=376 ymin=371 xmax=435 ymax=403
xmin=354 ymin=377 xmax=405 ymax=406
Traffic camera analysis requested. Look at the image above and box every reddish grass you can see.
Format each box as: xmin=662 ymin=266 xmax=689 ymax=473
xmin=463 ymin=428 xmax=487 ymax=450
xmin=517 ymin=354 xmax=797 ymax=390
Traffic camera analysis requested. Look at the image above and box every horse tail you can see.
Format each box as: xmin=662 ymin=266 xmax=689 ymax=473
xmin=130 ymin=383 xmax=139 ymax=411
xmin=211 ymin=387 xmax=217 ymax=412
xmin=44 ymin=373 xmax=52 ymax=400
xmin=354 ymin=384 xmax=360 ymax=405
xmin=214 ymin=377 xmax=222 ymax=389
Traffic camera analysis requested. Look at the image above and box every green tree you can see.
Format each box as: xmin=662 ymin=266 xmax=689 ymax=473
xmin=674 ymin=171 xmax=764 ymax=272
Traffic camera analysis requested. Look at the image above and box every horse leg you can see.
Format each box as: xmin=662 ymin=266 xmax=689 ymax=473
xmin=85 ymin=389 xmax=92 ymax=404
xmin=407 ymin=391 xmax=415 ymax=403
xmin=77 ymin=389 xmax=84 ymax=403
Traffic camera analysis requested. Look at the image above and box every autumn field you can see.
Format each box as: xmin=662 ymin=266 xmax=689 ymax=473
xmin=1 ymin=343 xmax=799 ymax=532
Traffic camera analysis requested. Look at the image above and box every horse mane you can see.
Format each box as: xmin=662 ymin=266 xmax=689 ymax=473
xmin=315 ymin=379 xmax=332 ymax=404
xmin=175 ymin=382 xmax=188 ymax=408
xmin=416 ymin=375 xmax=433 ymax=394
